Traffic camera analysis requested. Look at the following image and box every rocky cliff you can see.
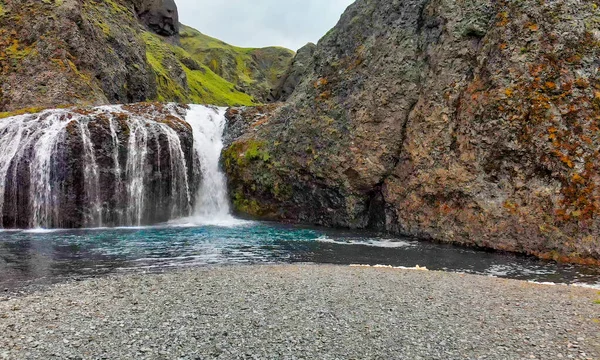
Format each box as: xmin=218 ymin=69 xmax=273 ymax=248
xmin=0 ymin=0 xmax=291 ymax=113
xmin=268 ymin=43 xmax=316 ymax=102
xmin=223 ymin=0 xmax=600 ymax=263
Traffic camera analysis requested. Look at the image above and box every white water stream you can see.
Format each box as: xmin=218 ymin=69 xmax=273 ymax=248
xmin=174 ymin=105 xmax=244 ymax=226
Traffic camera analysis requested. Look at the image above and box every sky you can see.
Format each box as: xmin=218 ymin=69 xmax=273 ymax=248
xmin=177 ymin=0 xmax=355 ymax=51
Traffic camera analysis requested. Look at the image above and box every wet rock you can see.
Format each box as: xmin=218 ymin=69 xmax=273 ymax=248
xmin=0 ymin=103 xmax=197 ymax=228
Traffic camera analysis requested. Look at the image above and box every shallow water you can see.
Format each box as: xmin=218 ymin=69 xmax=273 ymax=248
xmin=1 ymin=221 xmax=599 ymax=290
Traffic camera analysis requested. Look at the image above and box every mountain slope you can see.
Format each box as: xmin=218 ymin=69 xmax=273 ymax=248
xmin=142 ymin=31 xmax=256 ymax=106
xmin=223 ymin=0 xmax=600 ymax=264
xmin=179 ymin=25 xmax=295 ymax=103
xmin=0 ymin=0 xmax=289 ymax=113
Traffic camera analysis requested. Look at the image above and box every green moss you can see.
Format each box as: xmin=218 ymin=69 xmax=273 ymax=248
xmin=183 ymin=65 xmax=255 ymax=106
xmin=142 ymin=31 xmax=255 ymax=105
xmin=179 ymin=24 xmax=294 ymax=101
xmin=0 ymin=106 xmax=49 ymax=119
xmin=245 ymin=140 xmax=271 ymax=162
xmin=232 ymin=192 xmax=263 ymax=216
xmin=223 ymin=139 xmax=271 ymax=168
xmin=594 ymin=300 xmax=600 ymax=305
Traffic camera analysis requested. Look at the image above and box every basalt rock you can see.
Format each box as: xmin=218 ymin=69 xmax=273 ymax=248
xmin=268 ymin=43 xmax=316 ymax=102
xmin=223 ymin=0 xmax=600 ymax=263
xmin=0 ymin=0 xmax=156 ymax=112
xmin=131 ymin=0 xmax=179 ymax=37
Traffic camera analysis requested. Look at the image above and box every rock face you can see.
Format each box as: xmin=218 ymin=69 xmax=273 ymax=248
xmin=223 ymin=0 xmax=600 ymax=263
xmin=132 ymin=0 xmax=179 ymax=37
xmin=268 ymin=43 xmax=316 ymax=102
xmin=0 ymin=0 xmax=157 ymax=112
xmin=0 ymin=103 xmax=198 ymax=229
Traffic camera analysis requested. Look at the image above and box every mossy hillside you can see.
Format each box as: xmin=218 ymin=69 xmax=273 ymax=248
xmin=142 ymin=32 xmax=256 ymax=106
xmin=0 ymin=0 xmax=155 ymax=111
xmin=0 ymin=0 xmax=295 ymax=111
xmin=0 ymin=0 xmax=266 ymax=111
xmin=179 ymin=25 xmax=294 ymax=102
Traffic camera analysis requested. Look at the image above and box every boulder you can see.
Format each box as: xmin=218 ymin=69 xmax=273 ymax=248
xmin=132 ymin=0 xmax=180 ymax=37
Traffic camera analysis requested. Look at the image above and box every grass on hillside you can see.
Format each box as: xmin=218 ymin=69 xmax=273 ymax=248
xmin=179 ymin=25 xmax=294 ymax=99
xmin=142 ymin=32 xmax=257 ymax=106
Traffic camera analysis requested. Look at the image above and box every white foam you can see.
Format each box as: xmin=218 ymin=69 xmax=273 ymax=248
xmin=350 ymin=264 xmax=429 ymax=271
xmin=486 ymin=264 xmax=556 ymax=277
xmin=316 ymin=236 xmax=415 ymax=248
xmin=167 ymin=216 xmax=253 ymax=228
xmin=571 ymin=282 xmax=600 ymax=290
xmin=22 ymin=228 xmax=64 ymax=234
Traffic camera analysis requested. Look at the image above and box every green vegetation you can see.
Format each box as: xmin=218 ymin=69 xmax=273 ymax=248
xmin=142 ymin=32 xmax=256 ymax=106
xmin=0 ymin=106 xmax=48 ymax=119
xmin=179 ymin=25 xmax=294 ymax=101
xmin=0 ymin=0 xmax=291 ymax=111
xmin=232 ymin=192 xmax=263 ymax=216
xmin=223 ymin=139 xmax=271 ymax=168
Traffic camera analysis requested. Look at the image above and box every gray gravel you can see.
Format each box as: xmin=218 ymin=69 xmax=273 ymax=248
xmin=1 ymin=265 xmax=599 ymax=359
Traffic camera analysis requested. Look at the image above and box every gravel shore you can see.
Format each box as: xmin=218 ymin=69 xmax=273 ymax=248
xmin=1 ymin=265 xmax=599 ymax=359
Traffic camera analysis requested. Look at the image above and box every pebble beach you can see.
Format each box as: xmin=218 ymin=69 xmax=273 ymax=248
xmin=1 ymin=265 xmax=599 ymax=359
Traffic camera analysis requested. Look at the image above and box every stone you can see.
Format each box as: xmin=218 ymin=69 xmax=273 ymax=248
xmin=131 ymin=0 xmax=180 ymax=37
xmin=223 ymin=0 xmax=600 ymax=263
xmin=268 ymin=43 xmax=316 ymax=102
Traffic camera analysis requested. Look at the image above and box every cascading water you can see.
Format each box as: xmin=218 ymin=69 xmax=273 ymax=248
xmin=175 ymin=105 xmax=241 ymax=226
xmin=0 ymin=104 xmax=204 ymax=229
xmin=0 ymin=103 xmax=239 ymax=229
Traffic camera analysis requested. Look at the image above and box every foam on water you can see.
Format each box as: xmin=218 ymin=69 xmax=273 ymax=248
xmin=315 ymin=236 xmax=416 ymax=248
xmin=167 ymin=216 xmax=253 ymax=228
xmin=22 ymin=228 xmax=65 ymax=234
xmin=486 ymin=264 xmax=556 ymax=277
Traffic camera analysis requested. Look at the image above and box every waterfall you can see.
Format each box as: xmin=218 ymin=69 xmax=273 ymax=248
xmin=0 ymin=103 xmax=241 ymax=229
xmin=124 ymin=115 xmax=150 ymax=226
xmin=178 ymin=105 xmax=240 ymax=226
xmin=0 ymin=105 xmax=197 ymax=229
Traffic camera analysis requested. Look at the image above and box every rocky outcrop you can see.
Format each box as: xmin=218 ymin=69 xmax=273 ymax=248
xmin=0 ymin=103 xmax=198 ymax=229
xmin=132 ymin=0 xmax=179 ymax=37
xmin=268 ymin=43 xmax=316 ymax=102
xmin=0 ymin=0 xmax=157 ymax=112
xmin=223 ymin=0 xmax=600 ymax=263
